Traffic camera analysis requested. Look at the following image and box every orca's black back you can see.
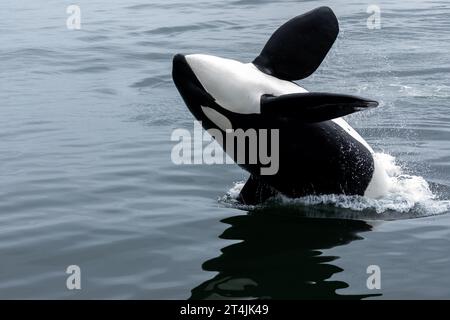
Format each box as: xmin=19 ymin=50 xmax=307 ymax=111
xmin=236 ymin=120 xmax=375 ymax=198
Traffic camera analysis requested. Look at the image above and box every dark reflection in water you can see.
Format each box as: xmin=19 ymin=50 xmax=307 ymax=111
xmin=191 ymin=208 xmax=381 ymax=300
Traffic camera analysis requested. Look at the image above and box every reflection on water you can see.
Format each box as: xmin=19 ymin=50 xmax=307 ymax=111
xmin=1 ymin=0 xmax=450 ymax=298
xmin=191 ymin=208 xmax=382 ymax=300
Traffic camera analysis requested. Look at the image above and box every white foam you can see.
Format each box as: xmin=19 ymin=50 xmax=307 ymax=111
xmin=225 ymin=153 xmax=450 ymax=216
xmin=227 ymin=180 xmax=246 ymax=200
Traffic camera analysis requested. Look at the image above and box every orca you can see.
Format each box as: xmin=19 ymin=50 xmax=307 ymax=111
xmin=172 ymin=6 xmax=381 ymax=205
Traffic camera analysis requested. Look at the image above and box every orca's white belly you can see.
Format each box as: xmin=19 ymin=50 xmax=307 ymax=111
xmin=186 ymin=54 xmax=373 ymax=154
xmin=185 ymin=54 xmax=307 ymax=114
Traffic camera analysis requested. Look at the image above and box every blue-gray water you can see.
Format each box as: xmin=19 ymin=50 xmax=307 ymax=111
xmin=1 ymin=0 xmax=450 ymax=299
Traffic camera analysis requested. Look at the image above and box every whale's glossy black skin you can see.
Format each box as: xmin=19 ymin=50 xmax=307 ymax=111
xmin=172 ymin=6 xmax=374 ymax=204
xmin=172 ymin=54 xmax=375 ymax=204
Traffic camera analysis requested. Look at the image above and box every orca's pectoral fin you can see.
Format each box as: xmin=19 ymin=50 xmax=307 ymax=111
xmin=239 ymin=175 xmax=278 ymax=206
xmin=253 ymin=6 xmax=339 ymax=81
xmin=261 ymin=92 xmax=378 ymax=123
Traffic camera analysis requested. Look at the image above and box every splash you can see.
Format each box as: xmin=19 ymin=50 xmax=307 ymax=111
xmin=390 ymin=84 xmax=450 ymax=98
xmin=223 ymin=153 xmax=450 ymax=217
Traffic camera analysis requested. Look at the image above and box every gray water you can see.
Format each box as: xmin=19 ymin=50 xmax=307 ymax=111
xmin=1 ymin=0 xmax=450 ymax=299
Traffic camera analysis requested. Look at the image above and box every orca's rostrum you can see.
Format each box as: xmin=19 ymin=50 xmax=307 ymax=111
xmin=172 ymin=6 xmax=381 ymax=205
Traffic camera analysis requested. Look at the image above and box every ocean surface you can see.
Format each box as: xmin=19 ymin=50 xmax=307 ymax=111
xmin=1 ymin=0 xmax=450 ymax=299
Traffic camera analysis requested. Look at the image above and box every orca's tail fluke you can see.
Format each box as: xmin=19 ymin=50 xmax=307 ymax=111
xmin=253 ymin=6 xmax=339 ymax=81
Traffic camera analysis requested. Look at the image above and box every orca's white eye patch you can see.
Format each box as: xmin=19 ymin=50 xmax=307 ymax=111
xmin=201 ymin=106 xmax=233 ymax=131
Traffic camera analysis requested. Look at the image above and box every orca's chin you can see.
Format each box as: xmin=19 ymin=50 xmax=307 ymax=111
xmin=172 ymin=53 xmax=191 ymax=91
xmin=172 ymin=53 xmax=214 ymax=122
